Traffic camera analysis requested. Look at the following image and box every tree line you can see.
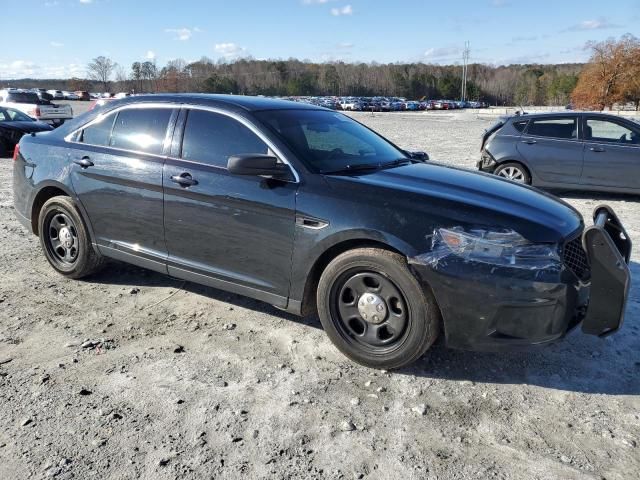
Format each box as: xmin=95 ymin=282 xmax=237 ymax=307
xmin=5 ymin=34 xmax=638 ymax=109
xmin=5 ymin=57 xmax=581 ymax=106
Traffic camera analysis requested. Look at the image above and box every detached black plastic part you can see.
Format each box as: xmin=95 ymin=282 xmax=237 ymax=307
xmin=581 ymin=205 xmax=632 ymax=337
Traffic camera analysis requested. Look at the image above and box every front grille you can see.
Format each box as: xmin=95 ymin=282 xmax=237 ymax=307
xmin=563 ymin=237 xmax=590 ymax=279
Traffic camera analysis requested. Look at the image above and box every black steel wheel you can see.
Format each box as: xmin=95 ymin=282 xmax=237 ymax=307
xmin=332 ymin=271 xmax=409 ymax=351
xmin=317 ymin=248 xmax=440 ymax=369
xmin=38 ymin=196 xmax=105 ymax=278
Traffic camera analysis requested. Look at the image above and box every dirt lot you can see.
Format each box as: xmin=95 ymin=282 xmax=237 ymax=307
xmin=1 ymin=109 xmax=639 ymax=480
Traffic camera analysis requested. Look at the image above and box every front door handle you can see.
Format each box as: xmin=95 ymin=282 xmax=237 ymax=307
xmin=521 ymin=139 xmax=537 ymax=145
xmin=170 ymin=173 xmax=198 ymax=187
xmin=73 ymin=157 xmax=94 ymax=168
xmin=589 ymin=146 xmax=606 ymax=152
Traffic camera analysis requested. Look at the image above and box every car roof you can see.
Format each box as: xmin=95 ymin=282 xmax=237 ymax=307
xmin=510 ymin=111 xmax=624 ymax=121
xmin=113 ymin=93 xmax=328 ymax=112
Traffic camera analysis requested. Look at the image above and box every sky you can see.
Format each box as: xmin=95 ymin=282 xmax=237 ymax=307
xmin=1 ymin=0 xmax=639 ymax=79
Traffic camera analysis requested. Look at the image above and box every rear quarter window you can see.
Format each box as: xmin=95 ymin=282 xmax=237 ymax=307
xmin=512 ymin=120 xmax=528 ymax=133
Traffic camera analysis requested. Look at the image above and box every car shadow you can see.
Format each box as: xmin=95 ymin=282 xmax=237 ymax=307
xmin=553 ymin=189 xmax=640 ymax=202
xmin=85 ymin=261 xmax=322 ymax=330
xmin=87 ymin=260 xmax=639 ymax=395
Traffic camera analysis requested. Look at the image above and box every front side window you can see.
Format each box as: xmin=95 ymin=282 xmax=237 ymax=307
xmin=526 ymin=117 xmax=578 ymax=140
xmin=255 ymin=109 xmax=406 ymax=173
xmin=110 ymin=108 xmax=173 ymax=154
xmin=586 ymin=118 xmax=639 ymax=145
xmin=181 ymin=109 xmax=269 ymax=168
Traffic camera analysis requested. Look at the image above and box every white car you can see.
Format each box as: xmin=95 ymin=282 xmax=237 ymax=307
xmin=47 ymin=90 xmax=64 ymax=100
xmin=0 ymin=90 xmax=73 ymax=126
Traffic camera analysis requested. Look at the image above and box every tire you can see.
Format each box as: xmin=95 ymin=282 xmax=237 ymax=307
xmin=317 ymin=248 xmax=440 ymax=369
xmin=38 ymin=196 xmax=105 ymax=279
xmin=494 ymin=162 xmax=531 ymax=185
xmin=0 ymin=138 xmax=12 ymax=158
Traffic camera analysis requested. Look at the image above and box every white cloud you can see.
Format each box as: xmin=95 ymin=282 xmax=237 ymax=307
xmin=50 ymin=41 xmax=64 ymax=48
xmin=565 ymin=17 xmax=621 ymax=31
xmin=302 ymin=0 xmax=334 ymax=4
xmin=424 ymin=46 xmax=461 ymax=61
xmin=330 ymin=4 xmax=352 ymax=16
xmin=337 ymin=42 xmax=353 ymax=49
xmin=79 ymin=0 xmax=93 ymax=4
xmin=165 ymin=28 xmax=196 ymax=41
xmin=145 ymin=50 xmax=156 ymax=60
xmin=0 ymin=60 xmax=85 ymax=79
xmin=214 ymin=43 xmax=247 ymax=59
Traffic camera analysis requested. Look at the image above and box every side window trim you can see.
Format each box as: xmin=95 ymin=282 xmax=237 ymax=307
xmin=523 ymin=116 xmax=580 ymax=141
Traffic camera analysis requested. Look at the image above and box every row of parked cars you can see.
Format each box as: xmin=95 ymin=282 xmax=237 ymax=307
xmin=5 ymin=87 xmax=133 ymax=102
xmin=287 ymin=96 xmax=489 ymax=112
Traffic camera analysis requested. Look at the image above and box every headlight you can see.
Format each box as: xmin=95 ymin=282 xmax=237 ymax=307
xmin=430 ymin=227 xmax=561 ymax=270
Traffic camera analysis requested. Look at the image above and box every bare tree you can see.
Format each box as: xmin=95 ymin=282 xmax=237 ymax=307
xmin=87 ymin=56 xmax=118 ymax=92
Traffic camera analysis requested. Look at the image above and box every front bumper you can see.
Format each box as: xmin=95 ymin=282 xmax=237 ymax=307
xmin=410 ymin=205 xmax=631 ymax=351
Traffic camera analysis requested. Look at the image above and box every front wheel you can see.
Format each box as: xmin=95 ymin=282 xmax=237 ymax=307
xmin=38 ymin=196 xmax=105 ymax=279
xmin=317 ymin=248 xmax=440 ymax=369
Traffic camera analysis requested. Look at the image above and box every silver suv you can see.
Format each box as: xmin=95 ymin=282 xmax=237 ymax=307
xmin=478 ymin=112 xmax=640 ymax=194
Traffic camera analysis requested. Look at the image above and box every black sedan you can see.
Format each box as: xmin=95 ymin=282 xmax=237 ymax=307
xmin=0 ymin=107 xmax=53 ymax=157
xmin=11 ymin=95 xmax=632 ymax=369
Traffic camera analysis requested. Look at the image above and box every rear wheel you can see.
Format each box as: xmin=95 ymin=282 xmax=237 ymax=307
xmin=317 ymin=248 xmax=440 ymax=369
xmin=494 ymin=162 xmax=531 ymax=184
xmin=38 ymin=196 xmax=105 ymax=279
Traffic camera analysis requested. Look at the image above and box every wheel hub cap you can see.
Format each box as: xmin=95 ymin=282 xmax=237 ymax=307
xmin=59 ymin=227 xmax=74 ymax=248
xmin=358 ymin=293 xmax=387 ymax=324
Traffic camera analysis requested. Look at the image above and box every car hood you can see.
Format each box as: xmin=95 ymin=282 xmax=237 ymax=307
xmin=0 ymin=121 xmax=53 ymax=134
xmin=324 ymin=162 xmax=583 ymax=243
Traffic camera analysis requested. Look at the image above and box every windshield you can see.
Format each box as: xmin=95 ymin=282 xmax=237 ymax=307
xmin=255 ymin=109 xmax=407 ymax=173
xmin=0 ymin=107 xmax=33 ymax=122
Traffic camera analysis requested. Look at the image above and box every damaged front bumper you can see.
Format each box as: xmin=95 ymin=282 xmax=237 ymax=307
xmin=409 ymin=205 xmax=631 ymax=351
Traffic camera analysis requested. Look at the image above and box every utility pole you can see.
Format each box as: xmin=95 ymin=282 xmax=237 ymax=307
xmin=461 ymin=41 xmax=470 ymax=102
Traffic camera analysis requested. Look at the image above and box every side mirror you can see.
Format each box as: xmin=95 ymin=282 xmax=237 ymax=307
xmin=227 ymin=154 xmax=291 ymax=178
xmin=407 ymin=151 xmax=429 ymax=162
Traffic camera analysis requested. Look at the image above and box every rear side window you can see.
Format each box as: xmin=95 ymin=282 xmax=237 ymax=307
xmin=109 ymin=108 xmax=173 ymax=154
xmin=181 ymin=109 xmax=269 ymax=168
xmin=80 ymin=112 xmax=118 ymax=146
xmin=526 ymin=117 xmax=577 ymax=139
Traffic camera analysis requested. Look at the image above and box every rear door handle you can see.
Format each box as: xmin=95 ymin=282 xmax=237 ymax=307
xmin=73 ymin=157 xmax=94 ymax=168
xmin=521 ymin=139 xmax=537 ymax=145
xmin=589 ymin=146 xmax=606 ymax=152
xmin=170 ymin=173 xmax=198 ymax=187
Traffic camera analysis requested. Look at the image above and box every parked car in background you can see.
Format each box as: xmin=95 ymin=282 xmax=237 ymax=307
xmin=63 ymin=91 xmax=80 ymax=100
xmin=74 ymin=91 xmax=91 ymax=101
xmin=12 ymin=94 xmax=631 ymax=369
xmin=478 ymin=112 xmax=640 ymax=194
xmin=47 ymin=90 xmax=64 ymax=100
xmin=0 ymin=90 xmax=73 ymax=127
xmin=0 ymin=106 xmax=53 ymax=156
xmin=30 ymin=89 xmax=53 ymax=102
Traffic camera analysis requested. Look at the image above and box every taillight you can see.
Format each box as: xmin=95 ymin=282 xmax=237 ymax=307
xmin=13 ymin=143 xmax=20 ymax=161
xmin=35 ymin=106 xmax=41 ymax=117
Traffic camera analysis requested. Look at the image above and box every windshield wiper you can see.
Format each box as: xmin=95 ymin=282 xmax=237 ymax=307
xmin=321 ymin=158 xmax=411 ymax=175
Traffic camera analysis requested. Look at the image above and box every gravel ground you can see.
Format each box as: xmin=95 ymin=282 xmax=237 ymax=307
xmin=0 ymin=109 xmax=639 ymax=480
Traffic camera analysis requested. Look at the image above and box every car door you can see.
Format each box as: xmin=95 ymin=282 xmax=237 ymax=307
xmin=68 ymin=105 xmax=177 ymax=271
xmin=163 ymin=107 xmax=298 ymax=306
xmin=517 ymin=115 xmax=583 ymax=185
xmin=582 ymin=116 xmax=640 ymax=190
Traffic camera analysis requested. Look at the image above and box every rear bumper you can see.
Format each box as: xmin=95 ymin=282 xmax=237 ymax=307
xmin=410 ymin=205 xmax=631 ymax=351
